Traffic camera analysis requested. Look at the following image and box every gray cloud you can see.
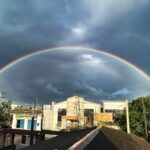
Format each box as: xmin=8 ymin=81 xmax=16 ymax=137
xmin=0 ymin=1 xmax=149 ymax=71
xmin=0 ymin=48 xmax=149 ymax=103
xmin=0 ymin=1 xmax=150 ymax=103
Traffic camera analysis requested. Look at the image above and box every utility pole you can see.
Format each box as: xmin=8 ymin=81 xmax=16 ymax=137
xmin=76 ymin=89 xmax=80 ymax=128
xmin=41 ymin=104 xmax=44 ymax=131
xmin=126 ymin=99 xmax=130 ymax=134
xmin=40 ymin=104 xmax=44 ymax=141
xmin=141 ymin=97 xmax=148 ymax=140
xmin=30 ymin=100 xmax=36 ymax=145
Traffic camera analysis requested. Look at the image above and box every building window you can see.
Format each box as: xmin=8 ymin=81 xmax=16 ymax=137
xmin=16 ymin=119 xmax=24 ymax=129
xmin=84 ymin=109 xmax=94 ymax=126
xmin=27 ymin=120 xmax=37 ymax=130
xmin=57 ymin=109 xmax=66 ymax=127
xmin=16 ymin=120 xmax=20 ymax=128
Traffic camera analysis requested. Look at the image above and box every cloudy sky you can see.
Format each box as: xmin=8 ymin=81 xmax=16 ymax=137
xmin=0 ymin=0 xmax=150 ymax=103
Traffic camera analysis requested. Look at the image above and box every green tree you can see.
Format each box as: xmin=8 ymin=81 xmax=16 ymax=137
xmin=0 ymin=101 xmax=12 ymax=125
xmin=11 ymin=105 xmax=26 ymax=113
xmin=115 ymin=96 xmax=150 ymax=137
xmin=11 ymin=105 xmax=41 ymax=114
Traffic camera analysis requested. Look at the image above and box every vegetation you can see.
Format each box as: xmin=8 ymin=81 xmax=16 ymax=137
xmin=0 ymin=101 xmax=12 ymax=125
xmin=0 ymin=102 xmax=41 ymax=127
xmin=11 ymin=105 xmax=41 ymax=114
xmin=11 ymin=105 xmax=32 ymax=114
xmin=115 ymin=96 xmax=150 ymax=137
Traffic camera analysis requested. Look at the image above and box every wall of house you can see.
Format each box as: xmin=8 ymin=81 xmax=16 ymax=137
xmin=11 ymin=98 xmax=126 ymax=131
xmin=43 ymin=101 xmax=67 ymax=130
xmin=12 ymin=114 xmax=41 ymax=130
xmin=43 ymin=105 xmax=51 ymax=130
xmin=103 ymin=101 xmax=126 ymax=112
xmin=43 ymin=96 xmax=102 ymax=130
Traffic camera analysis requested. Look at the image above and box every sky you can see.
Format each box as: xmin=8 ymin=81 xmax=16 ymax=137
xmin=0 ymin=0 xmax=150 ymax=103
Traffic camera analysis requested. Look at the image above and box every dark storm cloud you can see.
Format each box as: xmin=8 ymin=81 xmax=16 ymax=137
xmin=82 ymin=21 xmax=150 ymax=73
xmin=0 ymin=0 xmax=72 ymax=67
xmin=0 ymin=0 xmax=150 ymax=74
xmin=0 ymin=49 xmax=150 ymax=103
xmin=0 ymin=1 xmax=150 ymax=103
xmin=80 ymin=0 xmax=150 ymax=73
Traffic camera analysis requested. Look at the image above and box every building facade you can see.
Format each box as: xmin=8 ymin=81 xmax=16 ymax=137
xmin=12 ymin=114 xmax=41 ymax=130
xmin=102 ymin=101 xmax=126 ymax=113
xmin=11 ymin=96 xmax=127 ymax=131
xmin=43 ymin=96 xmax=101 ymax=131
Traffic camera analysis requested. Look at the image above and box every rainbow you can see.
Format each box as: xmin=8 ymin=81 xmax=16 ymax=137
xmin=0 ymin=46 xmax=150 ymax=81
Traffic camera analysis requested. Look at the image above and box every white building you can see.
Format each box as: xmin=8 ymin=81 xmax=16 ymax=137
xmin=43 ymin=96 xmax=101 ymax=131
xmin=11 ymin=96 xmax=126 ymax=131
xmin=11 ymin=104 xmax=22 ymax=110
xmin=0 ymin=97 xmax=9 ymax=104
xmin=12 ymin=114 xmax=41 ymax=130
xmin=102 ymin=101 xmax=126 ymax=113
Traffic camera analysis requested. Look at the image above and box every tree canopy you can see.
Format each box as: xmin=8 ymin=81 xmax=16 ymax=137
xmin=0 ymin=101 xmax=12 ymax=125
xmin=11 ymin=105 xmax=41 ymax=114
xmin=115 ymin=96 xmax=150 ymax=137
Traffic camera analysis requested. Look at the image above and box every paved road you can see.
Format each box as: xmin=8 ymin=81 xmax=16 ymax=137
xmin=84 ymin=131 xmax=118 ymax=150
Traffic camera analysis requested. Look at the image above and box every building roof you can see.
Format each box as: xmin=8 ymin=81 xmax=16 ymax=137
xmin=51 ymin=96 xmax=100 ymax=106
xmin=85 ymin=127 xmax=150 ymax=150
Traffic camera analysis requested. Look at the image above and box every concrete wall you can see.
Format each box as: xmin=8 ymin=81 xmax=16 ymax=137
xmin=43 ymin=101 xmax=67 ymax=130
xmin=94 ymin=113 xmax=113 ymax=122
xmin=43 ymin=105 xmax=51 ymax=130
xmin=67 ymin=96 xmax=84 ymax=117
xmin=43 ymin=96 xmax=101 ymax=131
xmin=103 ymin=101 xmax=126 ymax=112
xmin=11 ymin=98 xmax=126 ymax=131
xmin=12 ymin=114 xmax=41 ymax=130
xmin=51 ymin=101 xmax=67 ymax=130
